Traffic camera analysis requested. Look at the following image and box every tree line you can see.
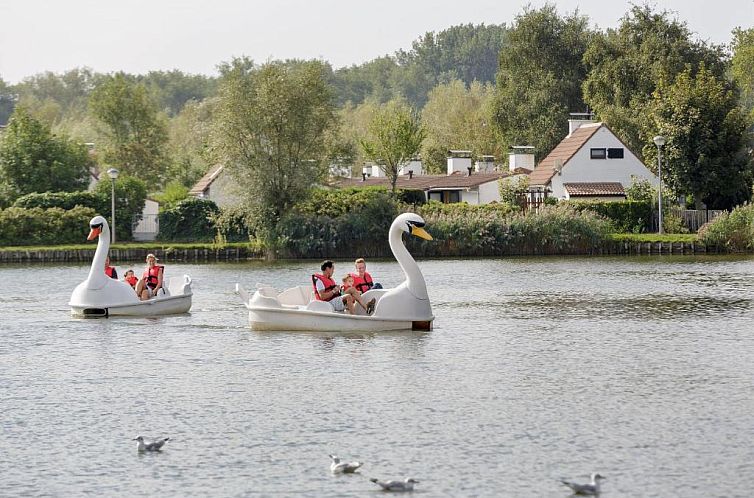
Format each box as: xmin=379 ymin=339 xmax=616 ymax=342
xmin=1 ymin=4 xmax=753 ymax=243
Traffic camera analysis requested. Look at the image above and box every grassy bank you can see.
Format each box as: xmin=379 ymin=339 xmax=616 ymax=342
xmin=609 ymin=233 xmax=698 ymax=243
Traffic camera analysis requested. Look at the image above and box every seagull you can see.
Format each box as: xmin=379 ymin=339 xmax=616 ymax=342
xmin=369 ymin=477 xmax=419 ymax=492
xmin=329 ymin=454 xmax=363 ymax=474
xmin=560 ymin=473 xmax=606 ymax=495
xmin=133 ymin=436 xmax=170 ymax=452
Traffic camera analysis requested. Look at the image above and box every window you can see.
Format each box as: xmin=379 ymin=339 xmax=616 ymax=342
xmin=447 ymin=191 xmax=461 ymax=203
xmin=607 ymin=147 xmax=624 ymax=159
xmin=428 ymin=192 xmax=442 ymax=202
xmin=590 ymin=148 xmax=606 ymax=159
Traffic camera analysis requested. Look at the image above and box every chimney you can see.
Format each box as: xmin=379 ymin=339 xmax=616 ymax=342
xmin=447 ymin=150 xmax=472 ymax=175
xmin=567 ymin=111 xmax=595 ymax=137
xmin=508 ymin=146 xmax=535 ymax=172
xmin=466 ymin=166 xmax=473 ymax=176
xmin=408 ymin=170 xmax=413 ymax=179
xmin=361 ymin=172 xmax=367 ymax=181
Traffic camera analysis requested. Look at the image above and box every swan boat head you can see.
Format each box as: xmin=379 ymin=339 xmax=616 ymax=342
xmin=69 ymin=215 xmax=141 ymax=309
xmin=372 ymin=212 xmax=433 ymax=323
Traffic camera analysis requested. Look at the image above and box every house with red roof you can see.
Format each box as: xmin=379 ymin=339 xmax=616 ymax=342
xmin=528 ymin=116 xmax=658 ymax=201
xmin=189 ymin=164 xmax=240 ymax=207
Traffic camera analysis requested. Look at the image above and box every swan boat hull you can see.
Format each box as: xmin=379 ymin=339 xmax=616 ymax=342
xmin=237 ymin=284 xmax=433 ymax=332
xmin=70 ymin=275 xmax=194 ymax=317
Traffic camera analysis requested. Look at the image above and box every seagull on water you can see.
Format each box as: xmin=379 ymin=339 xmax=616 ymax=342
xmin=329 ymin=454 xmax=363 ymax=474
xmin=133 ymin=436 xmax=170 ymax=452
xmin=560 ymin=473 xmax=606 ymax=495
xmin=370 ymin=477 xmax=419 ymax=492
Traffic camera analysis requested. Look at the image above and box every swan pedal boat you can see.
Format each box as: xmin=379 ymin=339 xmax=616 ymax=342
xmin=236 ymin=213 xmax=434 ymax=332
xmin=69 ymin=216 xmax=193 ymax=317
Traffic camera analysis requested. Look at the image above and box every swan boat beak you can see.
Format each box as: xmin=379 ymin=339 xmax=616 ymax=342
xmin=410 ymin=226 xmax=432 ymax=241
xmin=87 ymin=226 xmax=102 ymax=240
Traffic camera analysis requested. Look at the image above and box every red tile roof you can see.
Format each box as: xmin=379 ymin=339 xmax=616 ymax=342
xmin=189 ymin=164 xmax=224 ymax=196
xmin=529 ymin=123 xmax=602 ymax=186
xmin=333 ymin=172 xmax=509 ymax=191
xmin=564 ymin=182 xmax=626 ymax=196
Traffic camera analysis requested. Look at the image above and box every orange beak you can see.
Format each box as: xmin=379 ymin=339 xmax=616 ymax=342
xmin=87 ymin=227 xmax=102 ymax=240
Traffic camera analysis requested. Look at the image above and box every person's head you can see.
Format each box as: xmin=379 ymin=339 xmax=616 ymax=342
xmin=124 ymin=269 xmax=134 ymax=278
xmin=342 ymin=274 xmax=354 ymax=286
xmin=146 ymin=253 xmax=158 ymax=266
xmin=105 ymin=256 xmax=111 ymax=267
xmin=355 ymin=258 xmax=366 ymax=275
xmin=321 ymin=260 xmax=334 ymax=277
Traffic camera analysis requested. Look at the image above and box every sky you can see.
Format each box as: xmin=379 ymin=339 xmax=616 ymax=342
xmin=0 ymin=0 xmax=752 ymax=84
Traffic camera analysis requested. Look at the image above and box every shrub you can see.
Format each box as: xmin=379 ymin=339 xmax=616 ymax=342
xmin=698 ymin=203 xmax=754 ymax=251
xmin=565 ymin=200 xmax=652 ymax=233
xmin=13 ymin=191 xmax=107 ymax=212
xmin=211 ymin=205 xmax=253 ymax=243
xmin=0 ymin=205 xmax=97 ymax=246
xmin=417 ymin=200 xmax=515 ymax=218
xmin=158 ymin=197 xmax=219 ymax=242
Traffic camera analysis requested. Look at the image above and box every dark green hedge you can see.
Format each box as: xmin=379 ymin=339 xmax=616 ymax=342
xmin=565 ymin=200 xmax=652 ymax=233
xmin=0 ymin=206 xmax=97 ymax=246
xmin=14 ymin=191 xmax=108 ymax=212
xmin=158 ymin=198 xmax=219 ymax=242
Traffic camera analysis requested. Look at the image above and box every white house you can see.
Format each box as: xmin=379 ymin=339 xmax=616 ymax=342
xmin=132 ymin=198 xmax=159 ymax=241
xmin=528 ymin=118 xmax=658 ymax=200
xmin=189 ymin=164 xmax=240 ymax=208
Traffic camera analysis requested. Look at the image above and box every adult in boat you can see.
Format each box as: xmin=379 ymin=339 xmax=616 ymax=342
xmin=313 ymin=260 xmax=374 ymax=315
xmin=136 ymin=253 xmax=164 ymax=301
xmin=350 ymin=258 xmax=382 ymax=293
xmin=104 ymin=257 xmax=118 ymax=279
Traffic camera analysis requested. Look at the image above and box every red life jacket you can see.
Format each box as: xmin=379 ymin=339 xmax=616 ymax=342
xmin=312 ymin=273 xmax=339 ymax=301
xmin=105 ymin=266 xmax=117 ymax=279
xmin=125 ymin=275 xmax=138 ymax=288
xmin=350 ymin=271 xmax=374 ymax=293
xmin=143 ymin=265 xmax=164 ymax=289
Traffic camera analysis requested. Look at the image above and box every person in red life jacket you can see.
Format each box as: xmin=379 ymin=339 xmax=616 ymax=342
xmin=104 ymin=256 xmax=118 ymax=279
xmin=123 ymin=269 xmax=138 ymax=289
xmin=135 ymin=253 xmax=164 ymax=301
xmin=350 ymin=258 xmax=382 ymax=293
xmin=312 ymin=260 xmax=375 ymax=315
xmin=341 ymin=274 xmax=355 ymax=292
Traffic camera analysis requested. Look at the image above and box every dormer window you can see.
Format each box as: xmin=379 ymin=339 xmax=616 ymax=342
xmin=590 ymin=148 xmax=606 ymax=159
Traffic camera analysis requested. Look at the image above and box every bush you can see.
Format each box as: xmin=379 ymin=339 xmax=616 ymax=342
xmin=698 ymin=203 xmax=754 ymax=251
xmin=158 ymin=198 xmax=219 ymax=242
xmin=0 ymin=206 xmax=97 ymax=246
xmin=418 ymin=200 xmax=515 ymax=219
xmin=13 ymin=191 xmax=107 ymax=212
xmin=409 ymin=203 xmax=613 ymax=256
xmin=397 ymin=188 xmax=426 ymax=206
xmin=565 ymin=200 xmax=652 ymax=233
xmin=211 ymin=205 xmax=253 ymax=243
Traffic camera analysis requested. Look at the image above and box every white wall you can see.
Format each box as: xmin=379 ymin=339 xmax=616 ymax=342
xmin=456 ymin=181 xmax=500 ymax=205
xmin=399 ymin=159 xmax=424 ymax=176
xmin=508 ymin=151 xmax=535 ymax=171
xmin=549 ymin=126 xmax=658 ymax=199
xmin=133 ymin=199 xmax=159 ymax=241
xmin=206 ymin=169 xmax=241 ymax=208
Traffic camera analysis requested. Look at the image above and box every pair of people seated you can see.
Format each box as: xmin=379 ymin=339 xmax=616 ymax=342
xmin=312 ymin=260 xmax=376 ymax=315
xmin=106 ymin=254 xmax=164 ymax=300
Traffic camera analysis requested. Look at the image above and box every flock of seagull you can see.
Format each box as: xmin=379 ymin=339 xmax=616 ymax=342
xmin=133 ymin=436 xmax=606 ymax=494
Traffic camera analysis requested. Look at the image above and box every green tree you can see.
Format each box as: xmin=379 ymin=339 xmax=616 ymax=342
xmin=731 ymin=27 xmax=754 ymax=123
xmin=0 ymin=106 xmax=92 ymax=206
xmin=138 ymin=70 xmax=217 ymax=116
xmin=582 ymin=5 xmax=727 ymax=155
xmin=89 ymin=73 xmax=169 ymax=185
xmin=213 ymin=58 xmax=338 ymax=252
xmin=360 ymin=99 xmax=425 ymax=192
xmin=166 ymin=98 xmax=216 ymax=187
xmin=492 ymin=4 xmax=592 ymax=161
xmin=0 ymin=76 xmax=16 ymax=125
xmin=644 ymin=65 xmax=752 ymax=209
xmin=421 ymin=79 xmax=501 ymax=173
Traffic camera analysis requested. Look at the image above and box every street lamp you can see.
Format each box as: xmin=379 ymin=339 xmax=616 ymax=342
xmin=106 ymin=168 xmax=119 ymax=243
xmin=653 ymin=135 xmax=666 ymax=234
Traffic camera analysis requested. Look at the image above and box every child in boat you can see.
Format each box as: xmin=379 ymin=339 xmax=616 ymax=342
xmin=123 ymin=269 xmax=138 ymax=289
xmin=342 ymin=273 xmax=376 ymax=315
xmin=104 ymin=257 xmax=118 ymax=279
xmin=341 ymin=274 xmax=355 ymax=292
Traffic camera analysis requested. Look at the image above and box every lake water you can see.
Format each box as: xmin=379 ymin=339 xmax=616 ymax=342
xmin=1 ymin=256 xmax=753 ymax=497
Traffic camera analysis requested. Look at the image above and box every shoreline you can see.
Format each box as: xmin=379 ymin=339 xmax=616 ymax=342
xmin=0 ymin=240 xmax=728 ymax=264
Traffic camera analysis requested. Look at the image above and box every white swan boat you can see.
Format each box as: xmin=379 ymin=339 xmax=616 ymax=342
xmin=236 ymin=213 xmax=434 ymax=332
xmin=69 ymin=216 xmax=193 ymax=317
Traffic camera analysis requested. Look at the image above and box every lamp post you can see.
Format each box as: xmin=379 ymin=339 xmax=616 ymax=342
xmin=653 ymin=135 xmax=666 ymax=234
xmin=106 ymin=168 xmax=119 ymax=243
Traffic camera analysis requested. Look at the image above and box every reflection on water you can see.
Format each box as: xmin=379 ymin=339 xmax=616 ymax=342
xmin=0 ymin=255 xmax=753 ymax=497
